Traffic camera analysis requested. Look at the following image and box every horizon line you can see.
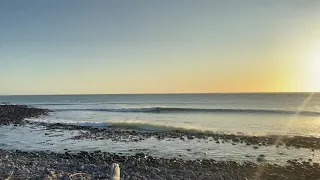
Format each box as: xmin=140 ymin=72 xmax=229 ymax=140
xmin=0 ymin=92 xmax=319 ymax=96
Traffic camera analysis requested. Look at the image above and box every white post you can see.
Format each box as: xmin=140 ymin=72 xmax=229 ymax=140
xmin=111 ymin=163 xmax=120 ymax=180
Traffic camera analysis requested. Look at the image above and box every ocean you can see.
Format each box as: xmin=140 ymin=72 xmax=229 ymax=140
xmin=1 ymin=93 xmax=320 ymax=164
xmin=1 ymin=93 xmax=320 ymax=136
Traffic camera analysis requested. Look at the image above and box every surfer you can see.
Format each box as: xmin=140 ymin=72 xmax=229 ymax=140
xmin=156 ymin=107 xmax=160 ymax=113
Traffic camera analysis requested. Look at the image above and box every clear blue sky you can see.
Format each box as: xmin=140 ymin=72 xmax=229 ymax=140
xmin=1 ymin=0 xmax=320 ymax=94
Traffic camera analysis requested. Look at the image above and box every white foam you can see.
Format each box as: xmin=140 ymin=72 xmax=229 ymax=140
xmin=27 ymin=118 xmax=208 ymax=132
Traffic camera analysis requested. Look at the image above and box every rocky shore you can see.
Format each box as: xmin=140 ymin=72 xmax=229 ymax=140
xmin=1 ymin=149 xmax=319 ymax=180
xmin=0 ymin=105 xmax=49 ymax=125
xmin=1 ymin=105 xmax=320 ymax=179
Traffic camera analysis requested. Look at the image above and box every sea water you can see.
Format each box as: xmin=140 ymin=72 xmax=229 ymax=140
xmin=0 ymin=93 xmax=320 ymax=164
xmin=1 ymin=93 xmax=320 ymax=136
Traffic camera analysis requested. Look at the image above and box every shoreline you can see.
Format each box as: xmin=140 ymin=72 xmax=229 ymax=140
xmin=29 ymin=121 xmax=320 ymax=150
xmin=1 ymin=105 xmax=320 ymax=179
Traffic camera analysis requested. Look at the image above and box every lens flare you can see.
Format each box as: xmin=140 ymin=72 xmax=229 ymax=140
xmin=253 ymin=92 xmax=316 ymax=179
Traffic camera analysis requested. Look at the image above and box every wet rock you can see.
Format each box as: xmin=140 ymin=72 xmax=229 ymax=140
xmin=257 ymin=157 xmax=265 ymax=162
xmin=259 ymin=154 xmax=265 ymax=158
xmin=0 ymin=105 xmax=49 ymax=125
xmin=135 ymin=153 xmax=146 ymax=159
xmin=62 ymin=175 xmax=71 ymax=180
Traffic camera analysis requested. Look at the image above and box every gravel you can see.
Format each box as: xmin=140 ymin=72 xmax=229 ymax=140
xmin=0 ymin=149 xmax=319 ymax=180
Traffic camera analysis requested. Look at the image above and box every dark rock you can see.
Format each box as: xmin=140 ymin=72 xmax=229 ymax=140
xmin=0 ymin=105 xmax=49 ymax=125
xmin=135 ymin=153 xmax=146 ymax=158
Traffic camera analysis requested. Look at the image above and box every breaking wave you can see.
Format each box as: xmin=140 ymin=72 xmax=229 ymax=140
xmin=27 ymin=118 xmax=207 ymax=133
xmin=54 ymin=107 xmax=320 ymax=116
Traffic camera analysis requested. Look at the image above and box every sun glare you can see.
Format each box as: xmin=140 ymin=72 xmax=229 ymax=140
xmin=307 ymin=44 xmax=320 ymax=92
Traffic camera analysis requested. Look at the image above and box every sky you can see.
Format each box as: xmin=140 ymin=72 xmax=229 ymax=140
xmin=0 ymin=0 xmax=320 ymax=95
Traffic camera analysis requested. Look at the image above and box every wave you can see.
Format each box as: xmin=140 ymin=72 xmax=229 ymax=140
xmin=27 ymin=118 xmax=209 ymax=133
xmin=30 ymin=103 xmax=102 ymax=106
xmin=26 ymin=119 xmax=270 ymax=136
xmin=56 ymin=107 xmax=158 ymax=112
xmin=85 ymin=121 xmax=203 ymax=132
xmin=54 ymin=107 xmax=320 ymax=116
xmin=30 ymin=102 xmax=216 ymax=106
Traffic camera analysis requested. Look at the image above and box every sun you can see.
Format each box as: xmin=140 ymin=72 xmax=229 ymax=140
xmin=308 ymin=45 xmax=320 ymax=92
